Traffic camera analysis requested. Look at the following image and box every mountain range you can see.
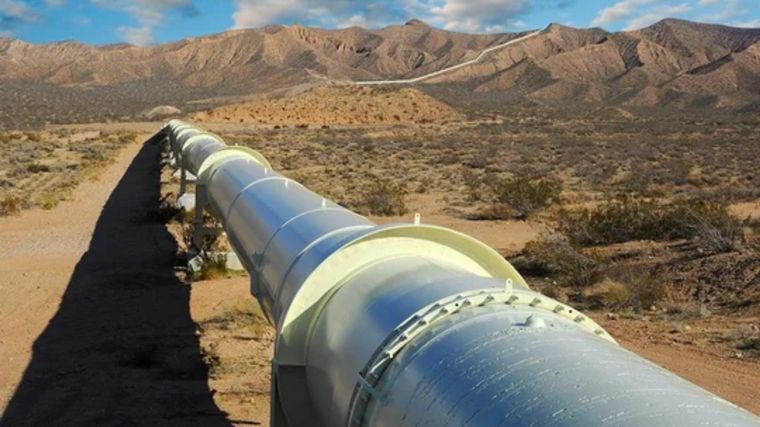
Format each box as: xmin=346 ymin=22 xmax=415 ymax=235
xmin=0 ymin=18 xmax=758 ymax=128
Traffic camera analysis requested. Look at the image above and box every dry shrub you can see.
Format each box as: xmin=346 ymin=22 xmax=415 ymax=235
xmin=593 ymin=278 xmax=632 ymax=309
xmin=725 ymin=325 xmax=760 ymax=358
xmin=515 ymin=234 xmax=669 ymax=311
xmin=462 ymin=169 xmax=483 ymax=202
xmin=24 ymin=132 xmax=41 ymax=142
xmin=475 ymin=203 xmax=517 ymax=221
xmin=359 ymin=178 xmax=408 ymax=216
xmin=604 ymin=266 xmax=667 ymax=311
xmin=583 ymin=267 xmax=668 ymax=311
xmin=196 ymin=253 xmax=228 ymax=281
xmin=664 ymin=303 xmax=711 ymax=320
xmin=559 ymin=197 xmax=742 ymax=252
xmin=210 ymin=298 xmax=270 ymax=333
xmin=0 ymin=194 xmax=23 ymax=216
xmin=683 ymin=202 xmax=743 ymax=253
xmin=512 ymin=234 xmax=604 ymax=288
xmin=26 ymin=163 xmax=51 ymax=173
xmin=40 ymin=194 xmax=60 ymax=210
xmin=488 ymin=176 xmax=561 ymax=219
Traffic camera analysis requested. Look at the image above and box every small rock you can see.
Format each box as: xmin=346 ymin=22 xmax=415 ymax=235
xmin=606 ymin=312 xmax=618 ymax=320
xmin=684 ymin=325 xmax=692 ymax=331
xmin=734 ymin=351 xmax=744 ymax=359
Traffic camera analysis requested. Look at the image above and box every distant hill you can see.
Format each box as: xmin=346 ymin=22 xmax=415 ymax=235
xmin=0 ymin=18 xmax=758 ymax=128
xmin=192 ymin=86 xmax=463 ymax=126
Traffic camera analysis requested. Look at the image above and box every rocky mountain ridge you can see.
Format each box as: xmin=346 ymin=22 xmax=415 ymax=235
xmin=1 ymin=18 xmax=758 ymax=128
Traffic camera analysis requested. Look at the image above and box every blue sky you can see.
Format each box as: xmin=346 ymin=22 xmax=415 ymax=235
xmin=1 ymin=0 xmax=758 ymax=46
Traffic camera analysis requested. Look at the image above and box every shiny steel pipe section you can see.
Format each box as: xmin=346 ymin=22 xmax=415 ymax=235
xmin=160 ymin=120 xmax=760 ymax=427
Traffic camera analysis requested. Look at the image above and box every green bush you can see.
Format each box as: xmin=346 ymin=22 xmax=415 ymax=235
xmin=488 ymin=176 xmax=561 ymax=219
xmin=558 ymin=197 xmax=742 ymax=252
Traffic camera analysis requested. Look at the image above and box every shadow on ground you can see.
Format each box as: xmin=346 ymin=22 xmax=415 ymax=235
xmin=1 ymin=137 xmax=230 ymax=426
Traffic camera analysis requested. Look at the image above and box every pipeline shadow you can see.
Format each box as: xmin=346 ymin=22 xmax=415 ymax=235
xmin=0 ymin=136 xmax=230 ymax=426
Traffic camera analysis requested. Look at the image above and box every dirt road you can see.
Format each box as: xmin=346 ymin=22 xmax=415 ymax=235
xmin=0 ymin=136 xmax=228 ymax=426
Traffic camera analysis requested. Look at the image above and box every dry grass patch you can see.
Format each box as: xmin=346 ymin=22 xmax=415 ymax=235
xmin=559 ymin=198 xmax=743 ymax=252
xmin=0 ymin=130 xmax=133 ymax=215
xmin=194 ymin=86 xmax=463 ymax=126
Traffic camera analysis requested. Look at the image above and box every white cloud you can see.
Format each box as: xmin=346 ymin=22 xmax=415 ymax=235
xmin=92 ymin=0 xmax=194 ymax=25
xmin=731 ymin=18 xmax=760 ymax=27
xmin=231 ymin=0 xmax=346 ymax=29
xmin=697 ymin=0 xmax=751 ymax=24
xmin=92 ymin=0 xmax=195 ymax=45
xmin=591 ymin=0 xmax=655 ymax=27
xmin=232 ymin=0 xmax=395 ymax=30
xmin=0 ymin=0 xmax=38 ymax=22
xmin=625 ymin=3 xmax=692 ymax=30
xmin=117 ymin=25 xmax=151 ymax=45
xmin=591 ymin=0 xmax=696 ymax=29
xmin=340 ymin=14 xmax=368 ymax=28
xmin=406 ymin=0 xmax=532 ymax=32
xmin=232 ymin=0 xmax=291 ymax=29
xmin=231 ymin=0 xmax=544 ymax=33
xmin=698 ymin=0 xmax=720 ymax=5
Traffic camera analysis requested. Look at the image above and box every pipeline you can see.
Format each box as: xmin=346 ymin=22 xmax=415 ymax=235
xmin=160 ymin=120 xmax=760 ymax=427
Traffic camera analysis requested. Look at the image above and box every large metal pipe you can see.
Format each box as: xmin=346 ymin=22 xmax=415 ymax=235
xmin=161 ymin=120 xmax=760 ymax=427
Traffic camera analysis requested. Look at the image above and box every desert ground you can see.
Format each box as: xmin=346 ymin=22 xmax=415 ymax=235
xmin=0 ymin=87 xmax=759 ymax=425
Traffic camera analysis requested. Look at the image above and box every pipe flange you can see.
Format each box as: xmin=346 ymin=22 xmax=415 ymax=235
xmin=346 ymin=287 xmax=614 ymax=427
xmin=196 ymin=146 xmax=273 ymax=184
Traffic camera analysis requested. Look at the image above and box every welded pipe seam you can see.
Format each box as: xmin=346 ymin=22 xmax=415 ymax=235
xmin=257 ymin=207 xmax=361 ymax=269
xmin=182 ymin=134 xmax=226 ymax=175
xmin=196 ymin=147 xmax=272 ymax=180
xmin=269 ymin=223 xmax=375 ymax=321
xmin=175 ymin=128 xmax=203 ymax=146
xmin=254 ymin=220 xmax=372 ymax=303
xmin=223 ymin=176 xmax=302 ymax=222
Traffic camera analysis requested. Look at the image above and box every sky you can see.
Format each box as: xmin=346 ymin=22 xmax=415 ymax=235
xmin=0 ymin=0 xmax=758 ymax=46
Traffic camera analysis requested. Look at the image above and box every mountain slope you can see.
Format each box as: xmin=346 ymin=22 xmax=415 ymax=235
xmin=0 ymin=18 xmax=759 ymax=128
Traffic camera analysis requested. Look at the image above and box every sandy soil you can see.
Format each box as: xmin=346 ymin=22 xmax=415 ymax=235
xmin=190 ymin=277 xmax=273 ymax=426
xmin=0 ymin=137 xmax=143 ymax=406
xmin=192 ymin=86 xmax=463 ymax=127
xmin=0 ymin=135 xmax=228 ymax=426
